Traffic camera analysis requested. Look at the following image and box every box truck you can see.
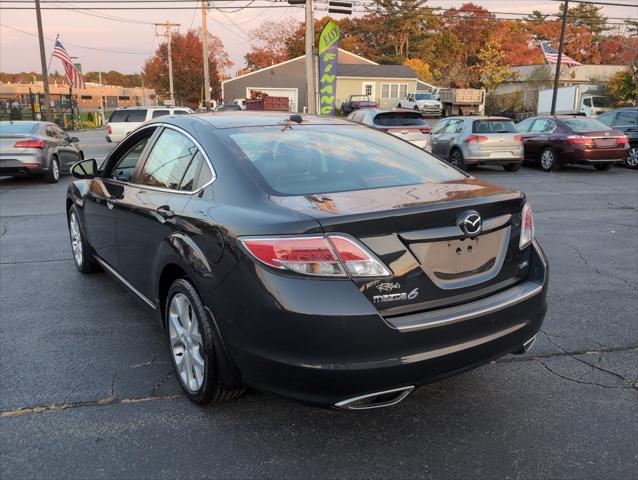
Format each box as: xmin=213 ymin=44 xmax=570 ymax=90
xmin=537 ymin=84 xmax=612 ymax=117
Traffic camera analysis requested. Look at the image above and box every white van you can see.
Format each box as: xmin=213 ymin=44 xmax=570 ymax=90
xmin=106 ymin=106 xmax=193 ymax=142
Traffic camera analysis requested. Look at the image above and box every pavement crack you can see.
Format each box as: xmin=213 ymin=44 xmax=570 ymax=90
xmin=535 ymin=359 xmax=634 ymax=390
xmin=0 ymin=258 xmax=74 ymax=266
xmin=499 ymin=343 xmax=638 ymax=364
xmin=0 ymin=223 xmax=6 ymax=239
xmin=128 ymin=353 xmax=168 ymax=369
xmin=151 ymin=370 xmax=174 ymax=396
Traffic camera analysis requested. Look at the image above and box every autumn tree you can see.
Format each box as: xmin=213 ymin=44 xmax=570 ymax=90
xmin=245 ymin=18 xmax=300 ymax=70
xmin=608 ymin=69 xmax=636 ymax=104
xmin=475 ymin=40 xmax=518 ymax=95
xmin=142 ymin=29 xmax=222 ymax=107
xmin=404 ymin=58 xmax=432 ymax=82
xmin=559 ymin=1 xmax=608 ymax=37
xmin=84 ymin=71 xmax=142 ymax=87
xmin=525 ymin=10 xmax=550 ymax=25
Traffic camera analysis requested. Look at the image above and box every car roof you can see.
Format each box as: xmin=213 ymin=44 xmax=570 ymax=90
xmin=445 ymin=116 xmax=512 ymax=121
xmin=191 ymin=112 xmax=353 ymax=129
xmin=113 ymin=106 xmax=187 ymax=110
xmin=354 ymin=108 xmax=422 ymax=115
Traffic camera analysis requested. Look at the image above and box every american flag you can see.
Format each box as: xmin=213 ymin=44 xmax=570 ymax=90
xmin=541 ymin=42 xmax=582 ymax=68
xmin=52 ymin=38 xmax=85 ymax=89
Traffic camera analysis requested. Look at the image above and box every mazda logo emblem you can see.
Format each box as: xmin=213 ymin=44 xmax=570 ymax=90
xmin=457 ymin=210 xmax=482 ymax=237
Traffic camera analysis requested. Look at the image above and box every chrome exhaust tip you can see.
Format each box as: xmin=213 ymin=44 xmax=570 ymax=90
xmin=513 ymin=334 xmax=537 ymax=355
xmin=334 ymin=386 xmax=415 ymax=410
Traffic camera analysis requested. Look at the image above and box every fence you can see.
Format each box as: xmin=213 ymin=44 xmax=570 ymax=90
xmin=0 ymin=91 xmax=81 ymax=130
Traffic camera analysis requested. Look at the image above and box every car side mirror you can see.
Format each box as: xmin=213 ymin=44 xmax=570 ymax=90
xmin=71 ymin=158 xmax=98 ymax=179
xmin=69 ymin=136 xmax=80 ymax=143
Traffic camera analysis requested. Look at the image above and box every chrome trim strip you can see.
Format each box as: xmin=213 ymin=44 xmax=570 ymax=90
xmin=103 ymin=122 xmax=216 ymax=196
xmin=94 ymin=256 xmax=157 ymax=310
xmin=334 ymin=386 xmax=415 ymax=410
xmin=400 ymin=214 xmax=511 ymax=242
xmin=388 ymin=280 xmax=543 ymax=333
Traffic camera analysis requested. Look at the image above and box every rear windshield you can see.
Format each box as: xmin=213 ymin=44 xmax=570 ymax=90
xmin=350 ymin=96 xmax=369 ymax=102
xmin=562 ymin=118 xmax=610 ymax=132
xmin=374 ymin=112 xmax=427 ymax=127
xmin=220 ymin=125 xmax=464 ymax=196
xmin=414 ymin=93 xmax=434 ymax=100
xmin=472 ymin=119 xmax=517 ymax=134
xmin=0 ymin=122 xmax=38 ymax=135
xmin=109 ymin=109 xmax=147 ymax=122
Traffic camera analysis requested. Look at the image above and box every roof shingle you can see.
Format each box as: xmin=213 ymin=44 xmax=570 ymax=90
xmin=337 ymin=64 xmax=417 ymax=79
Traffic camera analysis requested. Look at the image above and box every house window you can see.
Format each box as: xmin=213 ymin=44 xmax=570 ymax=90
xmin=381 ymin=83 xmax=409 ymax=99
xmin=118 ymin=96 xmax=130 ymax=101
xmin=364 ymin=84 xmax=373 ymax=96
xmin=81 ymin=95 xmax=92 ymax=100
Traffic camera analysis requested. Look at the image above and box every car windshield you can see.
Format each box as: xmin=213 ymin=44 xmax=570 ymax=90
xmin=414 ymin=93 xmax=434 ymax=100
xmin=109 ymin=109 xmax=147 ymax=122
xmin=220 ymin=125 xmax=465 ymax=196
xmin=591 ymin=96 xmax=612 ymax=108
xmin=472 ymin=119 xmax=517 ymax=134
xmin=374 ymin=112 xmax=427 ymax=127
xmin=0 ymin=122 xmax=39 ymax=135
xmin=562 ymin=118 xmax=611 ymax=132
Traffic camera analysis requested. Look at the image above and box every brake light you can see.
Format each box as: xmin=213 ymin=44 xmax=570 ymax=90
xmin=240 ymin=235 xmax=391 ymax=277
xmin=465 ymin=135 xmax=488 ymax=143
xmin=514 ymin=134 xmax=523 ymax=142
xmin=616 ymin=135 xmax=629 ymax=145
xmin=567 ymin=135 xmax=595 ymax=146
xmin=107 ymin=125 xmax=112 ymax=135
xmin=14 ymin=139 xmax=44 ymax=149
xmin=519 ymin=203 xmax=535 ymax=250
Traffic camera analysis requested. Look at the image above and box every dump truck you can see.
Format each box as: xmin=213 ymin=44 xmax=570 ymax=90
xmin=439 ymin=89 xmax=486 ymax=117
xmin=245 ymin=91 xmax=290 ymax=112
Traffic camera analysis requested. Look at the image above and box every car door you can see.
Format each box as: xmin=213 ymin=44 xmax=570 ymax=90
xmin=428 ymin=119 xmax=448 ymax=155
xmin=515 ymin=118 xmax=535 ymax=159
xmin=51 ymin=125 xmax=80 ymax=170
xmin=437 ymin=118 xmax=464 ymax=159
xmin=83 ymin=127 xmax=157 ymax=270
xmin=521 ymin=119 xmax=550 ymax=159
xmin=116 ymin=125 xmax=212 ymax=300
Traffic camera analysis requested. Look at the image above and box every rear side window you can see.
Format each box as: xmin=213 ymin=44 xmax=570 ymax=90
xmin=152 ymin=110 xmax=170 ymax=118
xmin=173 ymin=109 xmax=189 ymax=115
xmin=473 ymin=119 xmax=516 ymax=134
xmin=430 ymin=120 xmax=447 ymax=134
xmin=562 ymin=118 xmax=610 ymax=132
xmin=221 ymin=125 xmax=464 ymax=196
xmin=138 ymin=128 xmax=205 ymax=191
xmin=109 ymin=109 xmax=148 ymax=122
xmin=616 ymin=111 xmax=637 ymax=125
xmin=374 ymin=112 xmax=427 ymax=127
xmin=444 ymin=119 xmax=464 ymax=134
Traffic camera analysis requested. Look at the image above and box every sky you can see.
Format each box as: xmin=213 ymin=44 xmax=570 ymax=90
xmin=0 ymin=1 xmax=635 ymax=76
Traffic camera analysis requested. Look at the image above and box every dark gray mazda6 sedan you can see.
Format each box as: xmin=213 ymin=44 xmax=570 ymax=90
xmin=66 ymin=112 xmax=549 ymax=410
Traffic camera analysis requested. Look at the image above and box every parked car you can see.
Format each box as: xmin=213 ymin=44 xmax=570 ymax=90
xmin=346 ymin=108 xmax=431 ymax=149
xmin=106 ymin=106 xmax=193 ymax=143
xmin=340 ymin=95 xmax=377 ymax=115
xmin=0 ymin=120 xmax=83 ymax=183
xmin=232 ymin=98 xmax=247 ymax=110
xmin=213 ymin=104 xmax=242 ymax=112
xmin=428 ymin=116 xmax=524 ymax=171
xmin=596 ymin=108 xmax=638 ymax=169
xmin=516 ymin=116 xmax=630 ymax=172
xmin=66 ymin=112 xmax=548 ymax=410
xmin=397 ymin=91 xmax=442 ymax=117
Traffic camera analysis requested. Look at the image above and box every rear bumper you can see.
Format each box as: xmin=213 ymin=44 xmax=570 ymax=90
xmin=0 ymin=156 xmax=46 ymax=176
xmin=561 ymin=144 xmax=629 ymax=164
xmin=211 ymin=240 xmax=548 ymax=407
xmin=464 ymin=145 xmax=524 ymax=165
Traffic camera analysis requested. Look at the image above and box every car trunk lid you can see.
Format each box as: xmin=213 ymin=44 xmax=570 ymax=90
xmin=271 ymin=179 xmax=530 ymax=316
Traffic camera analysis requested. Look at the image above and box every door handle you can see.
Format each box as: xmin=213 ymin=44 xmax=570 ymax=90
xmin=155 ymin=205 xmax=175 ymax=223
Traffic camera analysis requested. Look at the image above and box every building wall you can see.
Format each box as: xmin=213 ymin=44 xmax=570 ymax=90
xmin=336 ymin=77 xmax=418 ymax=109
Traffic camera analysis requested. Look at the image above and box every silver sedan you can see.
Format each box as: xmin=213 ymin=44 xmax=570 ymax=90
xmin=428 ymin=116 xmax=524 ymax=172
xmin=0 ymin=121 xmax=83 ymax=183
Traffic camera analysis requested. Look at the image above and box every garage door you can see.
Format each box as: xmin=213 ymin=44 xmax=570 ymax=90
xmin=246 ymin=87 xmax=299 ymax=112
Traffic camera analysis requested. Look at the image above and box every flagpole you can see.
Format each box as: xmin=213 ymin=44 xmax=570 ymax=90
xmin=551 ymin=0 xmax=569 ymax=116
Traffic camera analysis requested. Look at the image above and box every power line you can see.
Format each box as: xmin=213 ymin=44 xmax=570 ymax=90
xmin=549 ymin=0 xmax=637 ymax=6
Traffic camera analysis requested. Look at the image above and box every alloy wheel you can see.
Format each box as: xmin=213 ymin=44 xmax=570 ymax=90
xmin=52 ymin=159 xmax=60 ymax=181
xmin=541 ymin=150 xmax=554 ymax=170
xmin=169 ymin=293 xmax=205 ymax=393
xmin=450 ymin=150 xmax=463 ymax=167
xmin=627 ymin=147 xmax=638 ymax=168
xmin=69 ymin=211 xmax=83 ymax=266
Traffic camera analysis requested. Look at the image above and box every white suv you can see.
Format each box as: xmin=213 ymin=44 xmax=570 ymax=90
xmin=106 ymin=106 xmax=193 ymax=143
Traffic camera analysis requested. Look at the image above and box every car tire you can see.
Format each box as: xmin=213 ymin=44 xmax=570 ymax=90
xmin=45 ymin=156 xmax=60 ymax=183
xmin=414 ymin=106 xmax=420 ymax=111
xmin=625 ymin=146 xmax=637 ymax=169
xmin=594 ymin=162 xmax=613 ymax=171
xmin=503 ymin=163 xmax=521 ymax=172
xmin=166 ymin=278 xmax=245 ymax=405
xmin=539 ymin=147 xmax=559 ymax=172
xmin=449 ymin=149 xmax=468 ymax=171
xmin=397 ymin=103 xmax=402 ymax=108
xmin=68 ymin=205 xmax=100 ymax=273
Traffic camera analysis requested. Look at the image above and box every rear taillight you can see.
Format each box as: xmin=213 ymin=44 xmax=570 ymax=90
xmin=240 ymin=235 xmax=391 ymax=278
xmin=567 ymin=135 xmax=594 ymax=146
xmin=14 ymin=139 xmax=44 ymax=149
xmin=465 ymin=135 xmax=488 ymax=143
xmin=107 ymin=125 xmax=112 ymax=135
xmin=420 ymin=128 xmax=431 ymax=134
xmin=617 ymin=135 xmax=629 ymax=145
xmin=514 ymin=134 xmax=523 ymax=142
xmin=519 ymin=203 xmax=535 ymax=250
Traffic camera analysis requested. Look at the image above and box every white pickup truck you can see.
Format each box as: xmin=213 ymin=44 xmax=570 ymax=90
xmin=397 ymin=91 xmax=443 ymax=117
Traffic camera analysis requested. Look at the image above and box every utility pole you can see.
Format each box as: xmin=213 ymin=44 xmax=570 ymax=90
xmin=201 ymin=1 xmax=211 ymax=110
xmin=35 ymin=0 xmax=51 ymax=121
xmin=305 ymin=0 xmax=316 ymax=114
xmin=551 ymin=0 xmax=569 ymax=115
xmin=154 ymin=21 xmax=180 ymax=106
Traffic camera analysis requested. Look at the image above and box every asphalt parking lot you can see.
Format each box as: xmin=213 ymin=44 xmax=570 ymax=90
xmin=1 ymin=128 xmax=637 ymax=479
